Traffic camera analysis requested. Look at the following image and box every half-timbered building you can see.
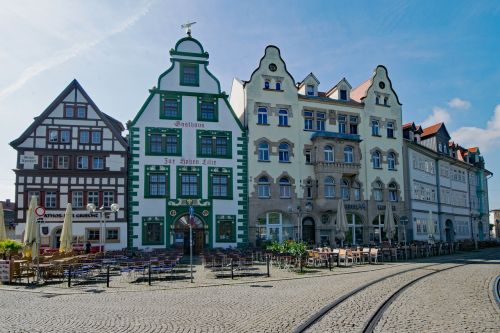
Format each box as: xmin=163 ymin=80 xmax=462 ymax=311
xmin=10 ymin=80 xmax=128 ymax=250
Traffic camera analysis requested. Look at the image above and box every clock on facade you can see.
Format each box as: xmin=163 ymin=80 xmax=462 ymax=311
xmin=379 ymin=81 xmax=385 ymax=89
xmin=269 ymin=63 xmax=277 ymax=72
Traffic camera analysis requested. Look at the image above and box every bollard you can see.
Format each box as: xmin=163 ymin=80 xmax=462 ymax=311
xmin=67 ymin=265 xmax=72 ymax=288
xmin=106 ymin=265 xmax=110 ymax=288
xmin=329 ymin=256 xmax=332 ymax=271
xmin=266 ymin=256 xmax=270 ymax=277
xmin=148 ymin=263 xmax=152 ymax=286
xmin=231 ymin=259 xmax=234 ymax=280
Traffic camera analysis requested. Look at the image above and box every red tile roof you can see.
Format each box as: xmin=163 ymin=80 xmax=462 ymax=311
xmin=402 ymin=122 xmax=413 ymax=130
xmin=421 ymin=123 xmax=443 ymax=138
xmin=350 ymin=78 xmax=372 ymax=102
xmin=468 ymin=147 xmax=479 ymax=153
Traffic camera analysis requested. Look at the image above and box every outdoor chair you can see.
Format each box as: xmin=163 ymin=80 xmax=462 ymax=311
xmin=369 ymin=248 xmax=380 ymax=264
xmin=361 ymin=248 xmax=370 ymax=264
xmin=338 ymin=249 xmax=353 ymax=267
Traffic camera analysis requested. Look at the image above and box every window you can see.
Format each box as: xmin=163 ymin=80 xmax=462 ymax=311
xmin=48 ymin=130 xmax=58 ymax=143
xmin=278 ymin=109 xmax=288 ymax=126
xmin=339 ymin=89 xmax=347 ymax=101
xmin=341 ymin=179 xmax=350 ymax=200
xmin=258 ymin=142 xmax=269 ymax=161
xmin=199 ymin=99 xmax=217 ymax=121
xmin=28 ymin=191 xmax=41 ymax=205
xmin=146 ymin=128 xmax=181 ymax=156
xmin=91 ymin=131 xmax=102 ymax=144
xmin=45 ymin=191 xmax=57 ymax=208
xmin=258 ymin=177 xmax=270 ymax=198
xmin=373 ymin=182 xmax=383 ymax=202
xmin=389 ymin=183 xmax=398 ymax=202
xmin=344 ymin=147 xmax=353 ymax=163
xmin=388 ymin=152 xmax=396 ymax=170
xmin=338 ymin=115 xmax=346 ymax=133
xmin=304 ymin=111 xmax=313 ymax=130
xmin=42 ymin=156 xmax=53 ymax=169
xmin=264 ymin=81 xmax=270 ymax=89
xmin=79 ymin=130 xmax=90 ymax=144
xmin=162 ymin=97 xmax=180 ymax=119
xmin=149 ymin=173 xmax=167 ymax=197
xmin=438 ymin=143 xmax=442 ymax=152
xmin=103 ymin=191 xmax=114 ymax=208
xmin=92 ymin=157 xmax=104 ymax=170
xmin=279 ymin=177 xmax=291 ymax=198
xmin=143 ymin=218 xmax=164 ymax=245
xmin=279 ymin=142 xmax=290 ymax=162
xmin=324 ymin=177 xmax=335 ymax=198
xmin=180 ymin=63 xmax=199 ymax=86
xmin=306 ymin=85 xmax=314 ymax=96
xmin=372 ymin=151 xmax=381 ymax=169
xmin=276 ymin=82 xmax=281 ymax=90
xmin=257 ymin=107 xmax=268 ymax=125
xmin=87 ymin=191 xmax=99 ymax=206
xmin=64 ymin=105 xmax=74 ymax=118
xmin=60 ymin=130 xmax=71 ymax=143
xmin=106 ymin=229 xmax=119 ymax=241
xmin=306 ymin=185 xmax=313 ymax=199
xmin=197 ymin=131 xmax=231 ymax=158
xmin=353 ymin=182 xmax=361 ymax=201
xmin=212 ymin=175 xmax=229 ymax=198
xmin=76 ymin=106 xmax=86 ymax=118
xmin=201 ymin=137 xmax=212 ymax=155
xmin=376 ymin=95 xmax=380 ymax=105
xmin=316 ymin=112 xmax=326 ymax=131
xmin=216 ymin=217 xmax=236 ymax=242
xmin=384 ymin=96 xmax=388 ymax=106
xmin=324 ymin=145 xmax=334 ymax=162
xmin=87 ymin=229 xmax=100 ymax=241
xmin=387 ymin=122 xmax=394 ymax=138
xmin=372 ymin=120 xmax=380 ymax=136
xmin=181 ymin=174 xmax=199 ymax=197
xmin=58 ymin=156 xmax=69 ymax=169
xmin=77 ymin=156 xmax=89 ymax=169
xmin=305 ymin=150 xmax=311 ymax=164
xmin=72 ymin=191 xmax=83 ymax=208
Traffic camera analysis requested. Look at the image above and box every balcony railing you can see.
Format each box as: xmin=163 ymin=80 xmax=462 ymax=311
xmin=313 ymin=161 xmax=361 ymax=176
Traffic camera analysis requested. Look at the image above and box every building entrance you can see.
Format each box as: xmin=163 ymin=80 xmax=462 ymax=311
xmin=173 ymin=215 xmax=206 ymax=255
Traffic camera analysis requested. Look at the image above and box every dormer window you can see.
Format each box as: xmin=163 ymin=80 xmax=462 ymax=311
xmin=340 ymin=89 xmax=347 ymax=101
xmin=276 ymin=82 xmax=281 ymax=90
xmin=376 ymin=95 xmax=380 ymax=105
xmin=384 ymin=97 xmax=389 ymax=106
xmin=264 ymin=81 xmax=270 ymax=89
xmin=307 ymin=85 xmax=315 ymax=96
xmin=438 ymin=143 xmax=442 ymax=152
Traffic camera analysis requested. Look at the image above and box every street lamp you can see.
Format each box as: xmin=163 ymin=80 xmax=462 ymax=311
xmin=288 ymin=202 xmax=312 ymax=242
xmin=87 ymin=202 xmax=120 ymax=256
xmin=400 ymin=216 xmax=408 ymax=260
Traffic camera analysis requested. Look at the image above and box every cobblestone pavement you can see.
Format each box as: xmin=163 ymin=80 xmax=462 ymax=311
xmin=0 ymin=249 xmax=498 ymax=333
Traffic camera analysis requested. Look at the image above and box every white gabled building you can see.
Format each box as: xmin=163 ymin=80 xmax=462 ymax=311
xmin=128 ymin=32 xmax=247 ymax=253
xmin=10 ymin=80 xmax=128 ymax=250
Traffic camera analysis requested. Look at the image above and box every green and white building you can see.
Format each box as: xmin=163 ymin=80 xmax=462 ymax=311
xmin=128 ymin=33 xmax=247 ymax=253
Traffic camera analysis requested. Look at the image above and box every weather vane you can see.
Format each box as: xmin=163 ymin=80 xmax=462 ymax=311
xmin=181 ymin=21 xmax=196 ymax=36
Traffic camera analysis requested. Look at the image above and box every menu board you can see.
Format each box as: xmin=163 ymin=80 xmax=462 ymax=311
xmin=0 ymin=260 xmax=12 ymax=283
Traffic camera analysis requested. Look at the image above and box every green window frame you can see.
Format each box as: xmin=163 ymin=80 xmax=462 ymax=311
xmin=144 ymin=165 xmax=169 ymax=198
xmin=197 ymin=97 xmax=218 ymax=122
xmin=145 ymin=127 xmax=182 ymax=156
xmin=160 ymin=93 xmax=182 ymax=119
xmin=216 ymin=215 xmax=236 ymax=243
xmin=142 ymin=217 xmax=165 ymax=246
xmin=177 ymin=166 xmax=202 ymax=199
xmin=196 ymin=130 xmax=232 ymax=159
xmin=209 ymin=167 xmax=233 ymax=199
xmin=180 ymin=63 xmax=199 ymax=86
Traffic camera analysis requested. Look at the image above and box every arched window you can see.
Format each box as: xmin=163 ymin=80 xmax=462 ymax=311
xmin=279 ymin=177 xmax=291 ymax=198
xmin=258 ymin=142 xmax=269 ymax=161
xmin=344 ymin=146 xmax=353 ymax=163
xmin=257 ymin=107 xmax=268 ymax=125
xmin=279 ymin=142 xmax=290 ymax=162
xmin=324 ymin=145 xmax=334 ymax=162
xmin=388 ymin=152 xmax=396 ymax=170
xmin=388 ymin=182 xmax=398 ymax=202
xmin=258 ymin=177 xmax=270 ymax=198
xmin=264 ymin=81 xmax=270 ymax=89
xmin=341 ymin=178 xmax=350 ymax=200
xmin=372 ymin=151 xmax=381 ymax=169
xmin=278 ymin=109 xmax=288 ymax=126
xmin=371 ymin=120 xmax=380 ymax=136
xmin=324 ymin=177 xmax=335 ymax=198
xmin=352 ymin=181 xmax=361 ymax=201
xmin=373 ymin=181 xmax=383 ymax=202
xmin=276 ymin=82 xmax=281 ymax=90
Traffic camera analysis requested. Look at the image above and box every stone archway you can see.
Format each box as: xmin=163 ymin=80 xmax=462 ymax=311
xmin=445 ymin=219 xmax=454 ymax=242
xmin=302 ymin=217 xmax=315 ymax=245
xmin=173 ymin=214 xmax=206 ymax=255
xmin=51 ymin=227 xmax=62 ymax=249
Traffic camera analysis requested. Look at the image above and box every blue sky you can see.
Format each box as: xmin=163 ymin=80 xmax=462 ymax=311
xmin=1 ymin=0 xmax=499 ymax=208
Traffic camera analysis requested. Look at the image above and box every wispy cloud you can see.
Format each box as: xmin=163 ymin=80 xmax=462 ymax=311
xmin=448 ymin=97 xmax=471 ymax=110
xmin=451 ymin=104 xmax=500 ymax=152
xmin=0 ymin=1 xmax=153 ymax=102
xmin=421 ymin=106 xmax=451 ymax=128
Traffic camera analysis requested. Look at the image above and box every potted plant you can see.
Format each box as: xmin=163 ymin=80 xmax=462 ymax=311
xmin=0 ymin=239 xmax=24 ymax=260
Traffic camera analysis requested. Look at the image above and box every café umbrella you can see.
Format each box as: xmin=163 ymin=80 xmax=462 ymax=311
xmin=0 ymin=203 xmax=7 ymax=241
xmin=384 ymin=204 xmax=396 ymax=246
xmin=336 ymin=199 xmax=348 ymax=247
xmin=23 ymin=196 xmax=39 ymax=259
xmin=59 ymin=203 xmax=73 ymax=253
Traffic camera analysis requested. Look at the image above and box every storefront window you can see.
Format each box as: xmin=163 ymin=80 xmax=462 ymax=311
xmin=255 ymin=212 xmax=293 ymax=243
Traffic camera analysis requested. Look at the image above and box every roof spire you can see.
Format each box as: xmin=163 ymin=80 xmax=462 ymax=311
xmin=181 ymin=21 xmax=196 ymax=36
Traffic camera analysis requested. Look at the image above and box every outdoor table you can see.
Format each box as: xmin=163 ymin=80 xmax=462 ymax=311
xmin=36 ymin=263 xmax=54 ymax=281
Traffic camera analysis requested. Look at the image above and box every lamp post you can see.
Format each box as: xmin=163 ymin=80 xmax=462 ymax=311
xmin=288 ymin=203 xmax=312 ymax=242
xmin=87 ymin=203 xmax=120 ymax=256
xmin=400 ymin=216 xmax=408 ymax=260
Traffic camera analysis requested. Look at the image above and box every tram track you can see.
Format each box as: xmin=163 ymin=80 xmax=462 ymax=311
xmin=294 ymin=253 xmax=498 ymax=333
